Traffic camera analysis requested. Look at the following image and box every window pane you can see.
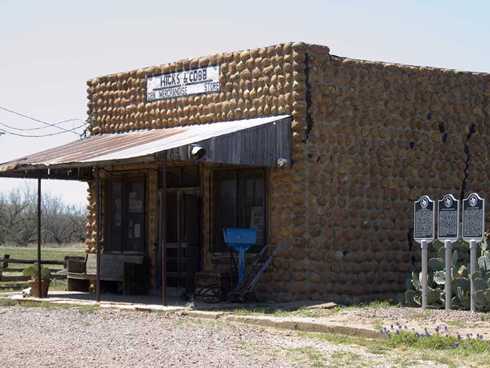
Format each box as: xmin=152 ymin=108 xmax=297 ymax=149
xmin=239 ymin=172 xmax=265 ymax=246
xmin=126 ymin=181 xmax=145 ymax=252
xmin=213 ymin=170 xmax=266 ymax=252
xmin=166 ymin=192 xmax=178 ymax=243
xmin=182 ymin=193 xmax=200 ymax=243
xmin=214 ymin=172 xmax=237 ymax=251
xmin=107 ymin=181 xmax=122 ymax=252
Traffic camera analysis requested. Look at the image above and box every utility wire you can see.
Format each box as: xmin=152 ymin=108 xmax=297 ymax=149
xmin=0 ymin=121 xmax=87 ymax=138
xmin=0 ymin=118 xmax=85 ymax=132
xmin=0 ymin=105 xmax=81 ymax=135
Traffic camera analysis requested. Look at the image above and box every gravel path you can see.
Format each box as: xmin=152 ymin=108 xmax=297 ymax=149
xmin=0 ymin=305 xmax=446 ymax=368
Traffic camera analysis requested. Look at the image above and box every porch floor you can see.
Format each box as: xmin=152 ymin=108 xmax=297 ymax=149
xmin=5 ymin=291 xmax=189 ymax=312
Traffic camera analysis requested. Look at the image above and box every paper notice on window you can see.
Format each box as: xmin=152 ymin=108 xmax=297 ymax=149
xmin=250 ymin=206 xmax=265 ymax=244
xmin=128 ymin=192 xmax=143 ymax=213
xmin=134 ymin=223 xmax=141 ymax=239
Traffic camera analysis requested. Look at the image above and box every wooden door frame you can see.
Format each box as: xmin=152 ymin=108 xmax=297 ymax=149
xmin=159 ymin=164 xmax=201 ymax=305
xmin=165 ymin=188 xmax=201 ymax=292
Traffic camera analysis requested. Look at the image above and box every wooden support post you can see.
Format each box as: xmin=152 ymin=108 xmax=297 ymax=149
xmin=37 ymin=178 xmax=42 ymax=298
xmin=2 ymin=254 xmax=9 ymax=269
xmin=95 ymin=169 xmax=102 ymax=302
xmin=0 ymin=255 xmax=8 ymax=281
xmin=160 ymin=163 xmax=167 ymax=306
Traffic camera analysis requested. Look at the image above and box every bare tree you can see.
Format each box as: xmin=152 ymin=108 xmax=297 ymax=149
xmin=42 ymin=194 xmax=85 ymax=245
xmin=3 ymin=187 xmax=37 ymax=246
xmin=0 ymin=186 xmax=86 ymax=246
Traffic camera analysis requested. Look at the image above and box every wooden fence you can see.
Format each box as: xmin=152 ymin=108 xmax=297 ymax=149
xmin=0 ymin=255 xmax=73 ymax=288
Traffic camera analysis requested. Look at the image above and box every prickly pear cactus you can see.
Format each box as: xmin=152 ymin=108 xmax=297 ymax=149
xmin=474 ymin=290 xmax=490 ymax=312
xmin=404 ymin=235 xmax=490 ymax=311
xmin=433 ymin=271 xmax=446 ymax=286
xmin=429 ymin=258 xmax=444 ymax=272
xmin=456 ymin=286 xmax=470 ymax=309
xmin=452 ymin=276 xmax=469 ymax=294
xmin=411 ymin=271 xmax=421 ymax=291
xmin=404 ymin=289 xmax=420 ymax=307
xmin=473 ymin=277 xmax=488 ymax=291
xmin=478 ymin=253 xmax=490 ymax=274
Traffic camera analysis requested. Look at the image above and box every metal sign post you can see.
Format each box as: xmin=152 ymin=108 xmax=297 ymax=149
xmin=462 ymin=193 xmax=485 ymax=313
xmin=420 ymin=239 xmax=429 ymax=308
xmin=470 ymin=240 xmax=478 ymax=312
xmin=437 ymin=194 xmax=459 ymax=311
xmin=414 ymin=195 xmax=435 ymax=310
xmin=444 ymin=240 xmax=452 ymax=310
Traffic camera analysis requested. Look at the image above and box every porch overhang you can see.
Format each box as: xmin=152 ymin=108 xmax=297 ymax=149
xmin=0 ymin=115 xmax=292 ymax=180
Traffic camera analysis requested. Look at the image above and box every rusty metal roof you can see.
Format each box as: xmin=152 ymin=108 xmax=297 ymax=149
xmin=0 ymin=115 xmax=291 ymax=177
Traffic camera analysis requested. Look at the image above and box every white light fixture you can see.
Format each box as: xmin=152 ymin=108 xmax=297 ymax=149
xmin=190 ymin=145 xmax=206 ymax=160
xmin=277 ymin=158 xmax=289 ymax=168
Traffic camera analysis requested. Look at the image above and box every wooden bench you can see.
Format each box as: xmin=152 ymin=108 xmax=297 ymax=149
xmin=67 ymin=253 xmax=145 ymax=294
xmin=67 ymin=254 xmax=97 ymax=291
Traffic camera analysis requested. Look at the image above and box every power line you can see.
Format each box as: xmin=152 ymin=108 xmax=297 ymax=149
xmin=0 ymin=122 xmax=87 ymax=138
xmin=0 ymin=118 xmax=85 ymax=132
xmin=0 ymin=105 xmax=81 ymax=135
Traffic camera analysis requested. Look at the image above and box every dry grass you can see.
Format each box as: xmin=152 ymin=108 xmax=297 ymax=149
xmin=0 ymin=244 xmax=85 ymax=262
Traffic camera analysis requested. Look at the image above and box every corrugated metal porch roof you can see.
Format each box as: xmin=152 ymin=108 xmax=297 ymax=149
xmin=0 ymin=115 xmax=291 ymax=179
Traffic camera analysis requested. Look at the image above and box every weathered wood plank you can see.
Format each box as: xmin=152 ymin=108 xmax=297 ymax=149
xmin=1 ymin=267 xmax=61 ymax=273
xmin=0 ymin=258 xmax=65 ymax=265
xmin=1 ymin=274 xmax=65 ymax=282
xmin=0 ymin=282 xmax=30 ymax=290
xmin=1 ymin=275 xmax=30 ymax=282
xmin=161 ymin=116 xmax=292 ymax=167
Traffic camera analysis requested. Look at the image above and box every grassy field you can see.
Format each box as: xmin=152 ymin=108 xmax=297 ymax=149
xmin=0 ymin=244 xmax=85 ymax=262
xmin=0 ymin=244 xmax=85 ymax=291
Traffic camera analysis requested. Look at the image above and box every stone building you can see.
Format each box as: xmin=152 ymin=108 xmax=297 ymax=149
xmin=1 ymin=42 xmax=489 ymax=303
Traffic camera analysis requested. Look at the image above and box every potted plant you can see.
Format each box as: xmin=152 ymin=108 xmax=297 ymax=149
xmin=23 ymin=265 xmax=51 ymax=297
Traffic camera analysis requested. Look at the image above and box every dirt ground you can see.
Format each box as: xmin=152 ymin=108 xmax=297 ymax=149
xmin=338 ymin=304 xmax=490 ymax=338
xmin=0 ymin=304 xmax=455 ymax=368
xmin=261 ymin=303 xmax=490 ymax=340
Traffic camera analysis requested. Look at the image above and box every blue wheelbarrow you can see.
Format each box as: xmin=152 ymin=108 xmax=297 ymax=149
xmin=223 ymin=228 xmax=257 ymax=286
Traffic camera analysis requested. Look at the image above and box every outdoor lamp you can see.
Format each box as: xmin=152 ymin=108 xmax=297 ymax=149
xmin=190 ymin=144 xmax=206 ymax=160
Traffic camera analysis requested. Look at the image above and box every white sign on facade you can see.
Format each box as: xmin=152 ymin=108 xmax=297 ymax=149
xmin=146 ymin=65 xmax=220 ymax=101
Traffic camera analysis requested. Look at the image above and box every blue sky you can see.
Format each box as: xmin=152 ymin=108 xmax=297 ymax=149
xmin=0 ymin=0 xmax=489 ymax=206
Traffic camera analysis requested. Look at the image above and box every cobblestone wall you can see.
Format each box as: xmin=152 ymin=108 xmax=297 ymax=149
xmin=85 ymin=42 xmax=490 ymax=302
xmin=301 ymin=45 xmax=490 ymax=302
xmin=86 ymin=42 xmax=309 ymax=298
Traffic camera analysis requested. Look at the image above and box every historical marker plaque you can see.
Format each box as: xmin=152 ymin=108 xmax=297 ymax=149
xmin=414 ymin=195 xmax=435 ymax=242
xmin=462 ymin=193 xmax=485 ymax=241
xmin=438 ymin=194 xmax=459 ymax=241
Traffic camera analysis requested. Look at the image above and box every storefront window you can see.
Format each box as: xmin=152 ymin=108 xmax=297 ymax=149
xmin=105 ymin=178 xmax=145 ymax=253
xmin=213 ymin=169 xmax=266 ymax=252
